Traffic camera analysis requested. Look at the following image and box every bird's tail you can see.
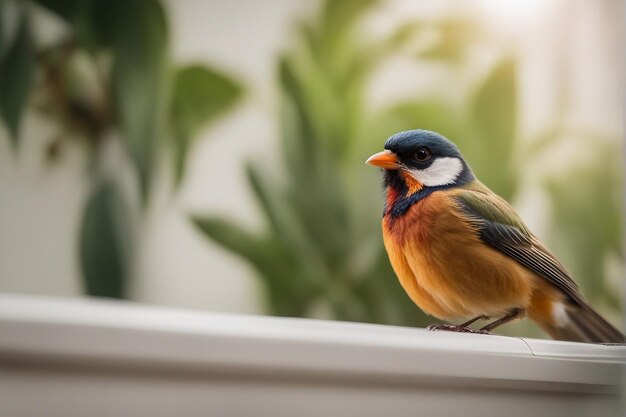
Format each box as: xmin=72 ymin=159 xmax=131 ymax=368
xmin=538 ymin=301 xmax=624 ymax=344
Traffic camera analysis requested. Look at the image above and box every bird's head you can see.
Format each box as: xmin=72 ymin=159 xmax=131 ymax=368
xmin=366 ymin=130 xmax=474 ymax=216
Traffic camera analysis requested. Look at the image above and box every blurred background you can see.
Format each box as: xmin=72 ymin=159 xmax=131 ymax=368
xmin=0 ymin=0 xmax=623 ymax=338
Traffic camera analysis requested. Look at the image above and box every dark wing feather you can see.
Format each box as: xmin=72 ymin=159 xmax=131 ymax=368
xmin=456 ymin=188 xmax=584 ymax=304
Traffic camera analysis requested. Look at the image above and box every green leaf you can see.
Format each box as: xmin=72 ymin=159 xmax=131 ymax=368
xmin=171 ymin=65 xmax=242 ymax=138
xmin=378 ymin=100 xmax=460 ymax=142
xmin=193 ymin=216 xmax=267 ymax=265
xmin=192 ymin=216 xmax=311 ymax=315
xmin=322 ymin=0 xmax=378 ymax=34
xmin=32 ymin=0 xmax=119 ymax=50
xmin=278 ymin=57 xmax=320 ymax=184
xmin=80 ymin=182 xmax=131 ymax=298
xmin=31 ymin=0 xmax=93 ymax=48
xmin=472 ymin=58 xmax=517 ymax=148
xmin=245 ymin=162 xmax=287 ymax=237
xmin=313 ymin=0 xmax=378 ymax=65
xmin=30 ymin=0 xmax=83 ymax=21
xmin=420 ymin=19 xmax=480 ymax=62
xmin=348 ymin=22 xmax=425 ymax=82
xmin=546 ymin=147 xmax=623 ymax=304
xmin=192 ymin=216 xmax=302 ymax=294
xmin=245 ymin=162 xmax=331 ymax=283
xmin=0 ymin=13 xmax=35 ymax=144
xmin=469 ymin=58 xmax=518 ymax=199
xmin=0 ymin=0 xmax=4 ymax=59
xmin=170 ymin=65 xmax=242 ymax=184
xmin=109 ymin=0 xmax=168 ymax=201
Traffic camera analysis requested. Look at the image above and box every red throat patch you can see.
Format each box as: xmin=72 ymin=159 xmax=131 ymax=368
xmin=386 ymin=186 xmax=400 ymax=211
xmin=385 ymin=171 xmax=424 ymax=215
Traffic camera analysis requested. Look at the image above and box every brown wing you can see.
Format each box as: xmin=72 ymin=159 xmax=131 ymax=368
xmin=456 ymin=188 xmax=584 ymax=305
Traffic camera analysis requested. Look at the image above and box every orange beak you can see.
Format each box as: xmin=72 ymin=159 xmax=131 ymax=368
xmin=365 ymin=150 xmax=401 ymax=170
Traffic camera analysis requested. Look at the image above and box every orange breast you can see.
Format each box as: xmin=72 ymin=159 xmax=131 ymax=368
xmin=382 ymin=191 xmax=535 ymax=320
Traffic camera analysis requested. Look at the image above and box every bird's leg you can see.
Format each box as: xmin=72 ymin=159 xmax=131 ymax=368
xmin=459 ymin=315 xmax=489 ymax=328
xmin=427 ymin=315 xmax=489 ymax=333
xmin=479 ymin=308 xmax=523 ymax=332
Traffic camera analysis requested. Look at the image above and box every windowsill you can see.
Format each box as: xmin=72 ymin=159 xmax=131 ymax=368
xmin=1 ymin=294 xmax=624 ymax=417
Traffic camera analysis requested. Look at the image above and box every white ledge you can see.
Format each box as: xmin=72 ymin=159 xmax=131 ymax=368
xmin=0 ymin=294 xmax=624 ymax=417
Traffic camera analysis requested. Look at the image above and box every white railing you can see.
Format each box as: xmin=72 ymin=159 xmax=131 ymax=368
xmin=0 ymin=294 xmax=624 ymax=417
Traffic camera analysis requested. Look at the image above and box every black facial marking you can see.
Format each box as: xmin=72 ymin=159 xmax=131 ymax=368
xmin=381 ymin=130 xmax=475 ymax=219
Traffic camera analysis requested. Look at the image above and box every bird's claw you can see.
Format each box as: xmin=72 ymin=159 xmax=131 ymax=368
xmin=426 ymin=323 xmax=491 ymax=335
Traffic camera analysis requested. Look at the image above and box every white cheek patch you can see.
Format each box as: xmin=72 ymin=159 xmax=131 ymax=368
xmin=407 ymin=157 xmax=463 ymax=187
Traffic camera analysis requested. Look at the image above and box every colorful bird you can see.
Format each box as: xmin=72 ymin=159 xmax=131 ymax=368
xmin=366 ymin=129 xmax=623 ymax=343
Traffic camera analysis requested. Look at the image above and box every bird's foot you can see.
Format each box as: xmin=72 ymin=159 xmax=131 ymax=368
xmin=426 ymin=323 xmax=491 ymax=335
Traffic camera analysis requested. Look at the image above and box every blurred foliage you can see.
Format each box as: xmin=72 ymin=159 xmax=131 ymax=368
xmin=194 ymin=0 xmax=622 ymax=333
xmin=546 ymin=142 xmax=624 ymax=310
xmin=1 ymin=0 xmax=244 ymax=297
xmin=0 ymin=11 xmax=35 ymax=142
xmin=503 ymin=138 xmax=625 ymax=338
xmin=193 ymin=0 xmax=521 ymax=326
xmin=170 ymin=65 xmax=242 ymax=184
xmin=80 ymin=181 xmax=130 ymax=297
xmin=381 ymin=58 xmax=519 ymax=201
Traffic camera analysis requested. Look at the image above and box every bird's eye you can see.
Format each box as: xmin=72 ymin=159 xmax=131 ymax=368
xmin=414 ymin=147 xmax=431 ymax=162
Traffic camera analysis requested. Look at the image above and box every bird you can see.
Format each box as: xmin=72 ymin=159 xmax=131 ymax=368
xmin=365 ymin=129 xmax=623 ymax=343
